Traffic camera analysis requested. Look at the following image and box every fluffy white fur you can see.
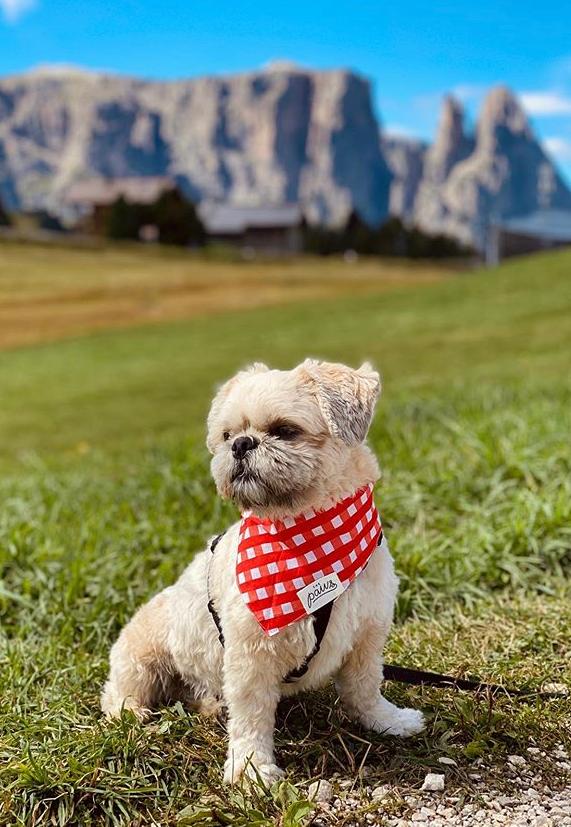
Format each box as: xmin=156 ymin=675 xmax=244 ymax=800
xmin=101 ymin=359 xmax=424 ymax=784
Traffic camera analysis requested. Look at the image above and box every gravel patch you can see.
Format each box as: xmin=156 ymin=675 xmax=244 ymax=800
xmin=309 ymin=745 xmax=571 ymax=827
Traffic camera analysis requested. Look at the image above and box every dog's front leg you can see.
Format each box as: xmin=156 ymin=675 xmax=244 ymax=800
xmin=222 ymin=636 xmax=285 ymax=785
xmin=335 ymin=620 xmax=425 ymax=737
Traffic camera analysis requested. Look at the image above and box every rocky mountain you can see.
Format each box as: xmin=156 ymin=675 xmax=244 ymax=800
xmin=390 ymin=87 xmax=571 ymax=249
xmin=0 ymin=65 xmax=391 ymax=227
xmin=411 ymin=96 xmax=475 ymax=232
xmin=1 ymin=66 xmax=570 ymax=250
xmin=381 ymin=134 xmax=426 ymax=219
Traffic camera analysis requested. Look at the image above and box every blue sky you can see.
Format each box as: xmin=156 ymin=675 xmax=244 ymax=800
xmin=2 ymin=0 xmax=571 ymax=181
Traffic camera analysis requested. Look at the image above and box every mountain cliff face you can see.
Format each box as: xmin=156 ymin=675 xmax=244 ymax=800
xmin=381 ymin=135 xmax=426 ymax=219
xmin=412 ymin=96 xmax=475 ymax=233
xmin=411 ymin=87 xmax=571 ymax=248
xmin=0 ymin=66 xmax=391 ymax=227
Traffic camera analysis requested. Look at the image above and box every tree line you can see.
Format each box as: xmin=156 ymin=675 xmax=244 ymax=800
xmin=0 ymin=189 xmax=471 ymax=258
xmin=304 ymin=211 xmax=471 ymax=258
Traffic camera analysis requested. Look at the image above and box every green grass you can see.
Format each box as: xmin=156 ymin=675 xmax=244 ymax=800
xmin=0 ymin=249 xmax=570 ymax=825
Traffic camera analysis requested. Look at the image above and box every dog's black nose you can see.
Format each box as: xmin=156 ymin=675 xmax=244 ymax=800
xmin=232 ymin=435 xmax=258 ymax=460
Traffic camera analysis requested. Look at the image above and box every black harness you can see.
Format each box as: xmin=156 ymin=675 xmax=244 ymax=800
xmin=206 ymin=533 xmax=567 ymax=699
xmin=207 ymin=531 xmax=336 ymax=683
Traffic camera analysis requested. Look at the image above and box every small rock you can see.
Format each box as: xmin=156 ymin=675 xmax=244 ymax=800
xmin=372 ymin=784 xmax=391 ymax=801
xmin=508 ymin=755 xmax=527 ymax=766
xmin=542 ymin=682 xmax=568 ymax=695
xmin=308 ymin=779 xmax=333 ymax=804
xmin=421 ymin=773 xmax=445 ymax=792
xmin=438 ymin=757 xmax=458 ymax=766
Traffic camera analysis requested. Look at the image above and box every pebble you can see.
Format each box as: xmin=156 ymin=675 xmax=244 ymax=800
xmin=438 ymin=757 xmax=458 ymax=766
xmin=307 ymin=779 xmax=333 ymax=804
xmin=542 ymin=682 xmax=568 ymax=695
xmin=508 ymin=755 xmax=527 ymax=766
xmin=421 ymin=773 xmax=445 ymax=792
xmin=372 ymin=784 xmax=391 ymax=801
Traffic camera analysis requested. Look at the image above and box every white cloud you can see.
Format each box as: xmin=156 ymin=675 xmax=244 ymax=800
xmin=384 ymin=123 xmax=416 ymax=139
xmin=544 ymin=136 xmax=571 ymax=162
xmin=0 ymin=0 xmax=36 ymax=22
xmin=519 ymin=91 xmax=571 ymax=116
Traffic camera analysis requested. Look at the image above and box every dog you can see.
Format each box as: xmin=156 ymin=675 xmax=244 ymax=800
xmin=101 ymin=359 xmax=424 ymax=784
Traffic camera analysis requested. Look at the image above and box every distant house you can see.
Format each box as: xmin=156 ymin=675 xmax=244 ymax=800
xmin=65 ymin=176 xmax=175 ymax=234
xmin=199 ymin=203 xmax=304 ymax=255
xmin=486 ymin=210 xmax=571 ymax=265
xmin=66 ymin=177 xmax=175 ymax=211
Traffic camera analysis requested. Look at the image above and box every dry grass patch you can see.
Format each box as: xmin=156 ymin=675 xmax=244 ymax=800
xmin=0 ymin=240 xmax=449 ymax=350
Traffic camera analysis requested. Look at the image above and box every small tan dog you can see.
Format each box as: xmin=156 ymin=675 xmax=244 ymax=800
xmin=101 ymin=360 xmax=424 ymax=783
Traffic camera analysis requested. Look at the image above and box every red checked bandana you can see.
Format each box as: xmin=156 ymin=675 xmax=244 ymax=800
xmin=236 ymin=484 xmax=382 ymax=636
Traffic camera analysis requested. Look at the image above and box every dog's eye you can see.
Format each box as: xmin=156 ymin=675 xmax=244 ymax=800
xmin=223 ymin=431 xmax=230 ymax=441
xmin=268 ymin=423 xmax=301 ymax=440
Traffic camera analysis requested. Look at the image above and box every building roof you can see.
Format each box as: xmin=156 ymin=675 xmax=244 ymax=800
xmin=199 ymin=203 xmax=303 ymax=235
xmin=494 ymin=209 xmax=571 ymax=242
xmin=65 ymin=177 xmax=174 ymax=207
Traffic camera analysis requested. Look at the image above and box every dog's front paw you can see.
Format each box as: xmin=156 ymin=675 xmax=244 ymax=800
xmin=371 ymin=706 xmax=425 ymax=738
xmin=246 ymin=762 xmax=285 ymax=786
xmin=224 ymin=755 xmax=284 ymax=786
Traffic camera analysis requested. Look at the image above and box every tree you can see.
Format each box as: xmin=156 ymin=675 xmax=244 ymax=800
xmin=102 ymin=188 xmax=204 ymax=246
xmin=304 ymin=211 xmax=471 ymax=259
xmin=0 ymin=197 xmax=10 ymax=227
xmin=152 ymin=189 xmax=205 ymax=246
xmin=106 ymin=196 xmax=142 ymax=240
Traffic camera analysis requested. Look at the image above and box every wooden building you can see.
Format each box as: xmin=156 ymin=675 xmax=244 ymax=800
xmin=198 ymin=203 xmax=304 ymax=255
xmin=486 ymin=210 xmax=571 ymax=265
xmin=65 ymin=177 xmax=174 ymax=234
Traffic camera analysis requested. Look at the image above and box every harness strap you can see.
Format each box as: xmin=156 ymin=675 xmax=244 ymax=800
xmin=207 ymin=533 xmax=226 ymax=646
xmin=282 ymin=600 xmax=334 ymax=683
xmin=206 ymin=531 xmax=334 ymax=683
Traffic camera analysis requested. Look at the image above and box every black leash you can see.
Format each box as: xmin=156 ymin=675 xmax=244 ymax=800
xmin=206 ymin=533 xmax=567 ymax=700
xmin=382 ymin=664 xmax=566 ymax=698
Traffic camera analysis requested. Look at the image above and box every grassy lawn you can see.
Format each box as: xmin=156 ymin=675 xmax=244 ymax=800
xmin=0 ymin=247 xmax=570 ymax=825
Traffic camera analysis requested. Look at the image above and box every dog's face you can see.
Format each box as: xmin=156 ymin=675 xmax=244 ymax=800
xmin=206 ymin=359 xmax=380 ymax=514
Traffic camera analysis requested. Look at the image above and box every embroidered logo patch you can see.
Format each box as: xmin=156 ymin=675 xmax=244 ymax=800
xmin=297 ymin=572 xmax=345 ymax=614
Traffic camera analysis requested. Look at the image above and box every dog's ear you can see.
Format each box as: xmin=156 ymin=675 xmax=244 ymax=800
xmin=206 ymin=363 xmax=271 ymax=452
xmin=297 ymin=359 xmax=381 ymax=445
xmin=242 ymin=362 xmax=270 ymax=376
